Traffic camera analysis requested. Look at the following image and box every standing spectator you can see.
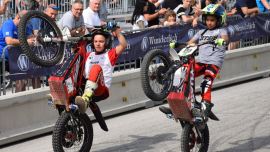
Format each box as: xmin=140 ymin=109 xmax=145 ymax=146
xmin=235 ymin=0 xmax=258 ymax=17
xmin=144 ymin=0 xmax=167 ymax=27
xmin=0 ymin=0 xmax=11 ymax=14
xmin=0 ymin=10 xmax=36 ymax=92
xmin=174 ymin=0 xmax=194 ymax=24
xmin=256 ymin=0 xmax=270 ymax=12
xmin=30 ymin=4 xmax=60 ymax=87
xmin=131 ymin=0 xmax=148 ymax=30
xmin=163 ymin=9 xmax=177 ymax=26
xmin=32 ymin=4 xmax=60 ymax=35
xmin=227 ymin=0 xmax=258 ymax=50
xmin=83 ymin=0 xmax=106 ymax=30
xmin=58 ymin=0 xmax=85 ymax=37
xmin=162 ymin=0 xmax=182 ymax=10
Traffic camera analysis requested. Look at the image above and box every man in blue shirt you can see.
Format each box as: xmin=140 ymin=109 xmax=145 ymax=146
xmin=256 ymin=0 xmax=270 ymax=12
xmin=0 ymin=10 xmax=35 ymax=92
xmin=0 ymin=10 xmax=34 ymax=59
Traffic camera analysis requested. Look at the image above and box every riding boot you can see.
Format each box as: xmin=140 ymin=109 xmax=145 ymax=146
xmin=191 ymin=101 xmax=203 ymax=123
xmin=75 ymin=80 xmax=97 ymax=113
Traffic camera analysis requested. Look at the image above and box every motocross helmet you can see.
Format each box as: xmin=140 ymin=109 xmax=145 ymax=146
xmin=91 ymin=29 xmax=112 ymax=53
xmin=201 ymin=4 xmax=226 ymax=28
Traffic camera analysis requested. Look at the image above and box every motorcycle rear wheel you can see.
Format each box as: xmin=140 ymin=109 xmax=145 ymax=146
xmin=181 ymin=123 xmax=209 ymax=152
xmin=140 ymin=49 xmax=172 ymax=101
xmin=52 ymin=112 xmax=93 ymax=152
xmin=18 ymin=10 xmax=65 ymax=67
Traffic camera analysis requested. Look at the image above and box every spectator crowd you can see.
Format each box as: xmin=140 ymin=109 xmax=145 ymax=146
xmin=0 ymin=0 xmax=269 ymax=92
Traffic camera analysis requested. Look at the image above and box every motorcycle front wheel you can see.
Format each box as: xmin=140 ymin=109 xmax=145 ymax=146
xmin=52 ymin=112 xmax=93 ymax=152
xmin=140 ymin=49 xmax=172 ymax=101
xmin=18 ymin=11 xmax=65 ymax=67
xmin=181 ymin=123 xmax=209 ymax=152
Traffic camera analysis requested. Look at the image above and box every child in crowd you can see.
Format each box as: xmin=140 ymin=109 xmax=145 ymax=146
xmin=163 ymin=9 xmax=177 ymax=26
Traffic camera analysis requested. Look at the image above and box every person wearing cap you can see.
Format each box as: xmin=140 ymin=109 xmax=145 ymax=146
xmin=31 ymin=4 xmax=60 ymax=35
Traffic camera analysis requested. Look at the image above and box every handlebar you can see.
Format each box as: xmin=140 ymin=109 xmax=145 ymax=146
xmin=42 ymin=25 xmax=120 ymax=43
xmin=43 ymin=35 xmax=92 ymax=43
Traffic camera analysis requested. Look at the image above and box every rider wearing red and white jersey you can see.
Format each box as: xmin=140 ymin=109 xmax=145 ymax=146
xmin=75 ymin=28 xmax=127 ymax=113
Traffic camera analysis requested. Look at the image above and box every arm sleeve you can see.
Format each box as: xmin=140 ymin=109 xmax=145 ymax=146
xmin=219 ymin=28 xmax=228 ymax=37
xmin=238 ymin=0 xmax=247 ymax=7
xmin=108 ymin=48 xmax=119 ymax=66
xmin=2 ymin=22 xmax=14 ymax=38
xmin=192 ymin=30 xmax=203 ymax=42
xmin=177 ymin=7 xmax=186 ymax=18
xmin=61 ymin=14 xmax=74 ymax=29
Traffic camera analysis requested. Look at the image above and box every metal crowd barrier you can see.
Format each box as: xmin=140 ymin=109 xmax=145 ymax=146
xmin=0 ymin=45 xmax=12 ymax=96
xmin=0 ymin=45 xmax=49 ymax=96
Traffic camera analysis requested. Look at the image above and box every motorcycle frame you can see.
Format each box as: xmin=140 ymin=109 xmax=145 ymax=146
xmin=167 ymin=47 xmax=198 ymax=123
xmin=49 ymin=40 xmax=89 ymax=113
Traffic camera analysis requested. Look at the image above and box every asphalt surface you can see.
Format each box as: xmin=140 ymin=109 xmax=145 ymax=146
xmin=1 ymin=77 xmax=270 ymax=152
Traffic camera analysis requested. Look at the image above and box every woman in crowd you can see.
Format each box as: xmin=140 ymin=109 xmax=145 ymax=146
xmin=131 ymin=0 xmax=148 ymax=30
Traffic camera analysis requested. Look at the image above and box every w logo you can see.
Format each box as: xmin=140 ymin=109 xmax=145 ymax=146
xmin=17 ymin=54 xmax=30 ymax=72
xmin=141 ymin=37 xmax=149 ymax=52
xmin=264 ymin=20 xmax=270 ymax=33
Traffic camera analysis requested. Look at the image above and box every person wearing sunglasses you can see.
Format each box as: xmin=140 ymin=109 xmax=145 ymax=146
xmin=58 ymin=0 xmax=85 ymax=37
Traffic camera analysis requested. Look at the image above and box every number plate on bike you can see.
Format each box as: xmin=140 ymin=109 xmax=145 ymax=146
xmin=178 ymin=46 xmax=197 ymax=57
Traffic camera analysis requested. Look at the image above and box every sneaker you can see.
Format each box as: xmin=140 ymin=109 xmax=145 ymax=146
xmin=75 ymin=96 xmax=89 ymax=113
xmin=75 ymin=91 xmax=92 ymax=113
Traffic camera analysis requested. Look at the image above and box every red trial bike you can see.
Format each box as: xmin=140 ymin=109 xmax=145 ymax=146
xmin=18 ymin=11 xmax=118 ymax=152
xmin=140 ymin=41 xmax=220 ymax=152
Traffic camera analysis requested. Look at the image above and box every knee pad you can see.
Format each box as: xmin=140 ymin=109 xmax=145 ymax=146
xmin=85 ymin=80 xmax=98 ymax=92
xmin=200 ymin=77 xmax=212 ymax=94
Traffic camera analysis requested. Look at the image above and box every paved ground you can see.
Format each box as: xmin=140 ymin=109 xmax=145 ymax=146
xmin=1 ymin=77 xmax=270 ymax=152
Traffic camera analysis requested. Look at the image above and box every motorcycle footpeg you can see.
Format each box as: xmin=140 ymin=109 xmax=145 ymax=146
xmin=208 ymin=111 xmax=219 ymax=121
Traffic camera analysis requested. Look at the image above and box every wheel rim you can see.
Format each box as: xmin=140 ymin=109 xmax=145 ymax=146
xmin=19 ymin=11 xmax=64 ymax=65
xmin=62 ymin=116 xmax=85 ymax=151
xmin=27 ymin=16 xmax=60 ymax=60
xmin=147 ymin=55 xmax=171 ymax=96
xmin=188 ymin=127 xmax=202 ymax=152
